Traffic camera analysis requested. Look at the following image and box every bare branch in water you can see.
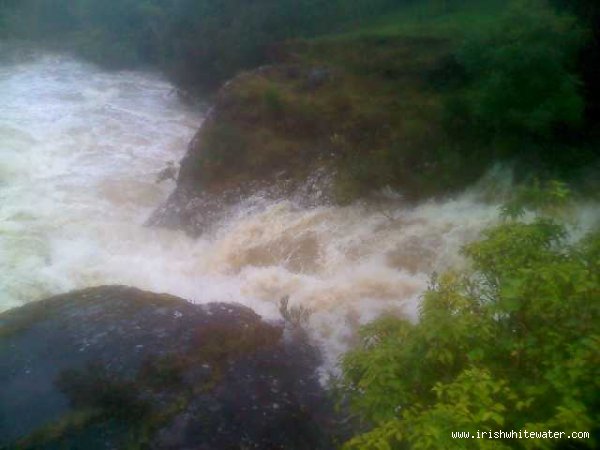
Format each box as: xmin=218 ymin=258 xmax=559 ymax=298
xmin=279 ymin=296 xmax=312 ymax=329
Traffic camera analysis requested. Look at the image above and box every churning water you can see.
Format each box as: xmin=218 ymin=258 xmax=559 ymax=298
xmin=1 ymin=47 xmax=597 ymax=372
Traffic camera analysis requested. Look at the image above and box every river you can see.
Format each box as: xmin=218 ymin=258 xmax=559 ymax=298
xmin=1 ymin=47 xmax=597 ymax=373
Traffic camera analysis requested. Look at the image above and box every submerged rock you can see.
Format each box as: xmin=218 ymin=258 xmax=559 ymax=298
xmin=0 ymin=286 xmax=337 ymax=449
xmin=147 ymin=166 xmax=333 ymax=237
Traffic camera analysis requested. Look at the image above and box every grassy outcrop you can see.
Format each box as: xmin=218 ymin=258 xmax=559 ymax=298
xmin=177 ymin=0 xmax=597 ymax=205
xmin=178 ymin=21 xmax=466 ymax=203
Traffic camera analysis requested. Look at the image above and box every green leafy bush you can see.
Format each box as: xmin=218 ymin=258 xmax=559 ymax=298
xmin=499 ymin=179 xmax=571 ymax=219
xmin=453 ymin=1 xmax=585 ymax=142
xmin=340 ymin=198 xmax=599 ymax=448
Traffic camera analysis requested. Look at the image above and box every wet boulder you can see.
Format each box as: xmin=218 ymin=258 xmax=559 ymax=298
xmin=0 ymin=286 xmax=336 ymax=449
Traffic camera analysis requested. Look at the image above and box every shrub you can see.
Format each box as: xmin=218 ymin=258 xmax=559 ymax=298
xmin=339 ymin=191 xmax=599 ymax=448
xmin=454 ymin=1 xmax=585 ymax=142
xmin=1 ymin=0 xmax=405 ymax=90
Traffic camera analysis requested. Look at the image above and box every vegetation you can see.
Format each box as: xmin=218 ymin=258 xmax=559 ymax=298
xmin=0 ymin=0 xmax=401 ymax=91
xmin=445 ymin=1 xmax=592 ymax=178
xmin=177 ymin=0 xmax=597 ymax=204
xmin=1 ymin=0 xmax=598 ymax=200
xmin=1 ymin=3 xmax=598 ymax=447
xmin=339 ymin=187 xmax=599 ymax=448
xmin=320 ymin=0 xmax=598 ymax=198
xmin=459 ymin=4 xmax=583 ymax=139
xmin=549 ymin=0 xmax=600 ymax=125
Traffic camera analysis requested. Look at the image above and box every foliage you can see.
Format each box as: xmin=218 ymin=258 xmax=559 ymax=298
xmin=56 ymin=364 xmax=151 ymax=422
xmin=0 ymin=0 xmax=406 ymax=90
xmin=451 ymin=1 xmax=585 ymax=146
xmin=550 ymin=0 xmax=600 ymax=125
xmin=299 ymin=0 xmax=595 ymax=202
xmin=500 ymin=179 xmax=572 ymax=219
xmin=339 ymin=194 xmax=599 ymax=448
xmin=3 ymin=0 xmax=597 ymax=200
xmin=170 ymin=0 xmax=597 ymax=204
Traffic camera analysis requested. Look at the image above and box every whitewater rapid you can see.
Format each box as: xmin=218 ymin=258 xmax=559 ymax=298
xmin=1 ymin=49 xmax=597 ymax=373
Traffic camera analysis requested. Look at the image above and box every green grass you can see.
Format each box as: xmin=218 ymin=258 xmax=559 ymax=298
xmin=324 ymin=0 xmax=507 ymax=41
xmin=188 ymin=0 xmax=592 ymax=203
xmin=194 ymin=0 xmax=501 ymax=200
xmin=191 ymin=3 xmax=488 ymax=201
xmin=193 ymin=30 xmax=472 ymax=201
xmin=15 ymin=410 xmax=101 ymax=448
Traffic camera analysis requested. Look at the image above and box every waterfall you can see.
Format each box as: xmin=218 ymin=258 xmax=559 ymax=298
xmin=1 ymin=47 xmax=598 ymax=374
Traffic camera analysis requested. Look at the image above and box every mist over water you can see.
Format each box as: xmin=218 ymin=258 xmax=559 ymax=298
xmin=1 ymin=49 xmax=597 ymax=373
xmin=0 ymin=48 xmax=198 ymax=304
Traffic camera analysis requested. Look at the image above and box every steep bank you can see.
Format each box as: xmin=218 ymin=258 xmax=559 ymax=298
xmin=0 ymin=286 xmax=337 ymax=449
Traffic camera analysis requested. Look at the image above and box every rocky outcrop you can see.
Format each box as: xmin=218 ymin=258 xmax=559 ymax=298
xmin=148 ymin=64 xmax=338 ymax=236
xmin=148 ymin=35 xmax=459 ymax=236
xmin=147 ymin=165 xmax=333 ymax=237
xmin=0 ymin=286 xmax=338 ymax=449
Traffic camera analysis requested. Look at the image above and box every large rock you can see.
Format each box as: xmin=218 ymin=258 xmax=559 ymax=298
xmin=148 ymin=36 xmax=462 ymax=236
xmin=0 ymin=286 xmax=337 ymax=449
xmin=147 ymin=64 xmax=337 ymax=237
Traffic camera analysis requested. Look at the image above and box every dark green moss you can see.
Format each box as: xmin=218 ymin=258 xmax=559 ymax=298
xmin=56 ymin=364 xmax=151 ymax=423
xmin=0 ymin=287 xmax=183 ymax=340
xmin=175 ymin=0 xmax=597 ymax=203
xmin=17 ymin=316 xmax=285 ymax=448
xmin=13 ymin=410 xmax=100 ymax=449
xmin=188 ymin=33 xmax=463 ymax=202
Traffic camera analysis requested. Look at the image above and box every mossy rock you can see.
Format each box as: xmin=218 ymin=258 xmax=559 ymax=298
xmin=0 ymin=286 xmax=336 ymax=449
xmin=151 ymin=32 xmax=489 ymax=235
xmin=176 ymin=34 xmax=460 ymax=201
